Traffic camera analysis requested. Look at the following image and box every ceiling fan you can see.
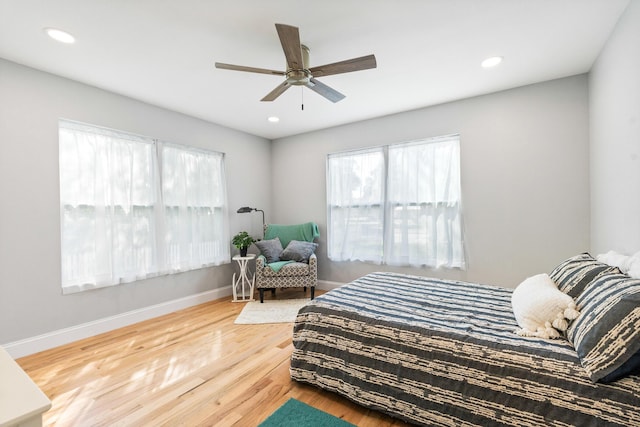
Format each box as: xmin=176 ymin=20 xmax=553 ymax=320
xmin=215 ymin=23 xmax=377 ymax=103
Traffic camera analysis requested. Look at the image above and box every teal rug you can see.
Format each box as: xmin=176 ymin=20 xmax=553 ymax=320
xmin=259 ymin=398 xmax=355 ymax=427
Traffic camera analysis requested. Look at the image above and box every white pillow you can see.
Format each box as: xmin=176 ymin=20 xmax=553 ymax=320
xmin=511 ymin=273 xmax=580 ymax=339
xmin=623 ymin=251 xmax=640 ymax=278
xmin=596 ymin=250 xmax=640 ymax=279
xmin=596 ymin=249 xmax=640 ymax=278
xmin=596 ymin=250 xmax=630 ymax=271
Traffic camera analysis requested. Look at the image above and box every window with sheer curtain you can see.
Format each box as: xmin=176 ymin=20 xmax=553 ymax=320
xmin=161 ymin=144 xmax=229 ymax=273
xmin=326 ymin=135 xmax=464 ymax=268
xmin=59 ymin=120 xmax=229 ymax=294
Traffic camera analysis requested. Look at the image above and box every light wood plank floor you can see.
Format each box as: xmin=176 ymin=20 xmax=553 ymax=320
xmin=17 ymin=288 xmax=412 ymax=426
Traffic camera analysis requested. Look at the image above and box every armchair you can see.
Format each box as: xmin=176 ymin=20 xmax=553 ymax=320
xmin=254 ymin=223 xmax=319 ymax=303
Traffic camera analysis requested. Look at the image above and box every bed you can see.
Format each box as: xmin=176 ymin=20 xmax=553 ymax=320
xmin=290 ymin=269 xmax=640 ymax=426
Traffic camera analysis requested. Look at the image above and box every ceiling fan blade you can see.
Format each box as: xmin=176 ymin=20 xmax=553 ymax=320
xmin=215 ymin=62 xmax=285 ymax=76
xmin=261 ymin=81 xmax=291 ymax=101
xmin=275 ymin=23 xmax=304 ymax=70
xmin=307 ymin=78 xmax=345 ymax=103
xmin=309 ymin=54 xmax=377 ymax=77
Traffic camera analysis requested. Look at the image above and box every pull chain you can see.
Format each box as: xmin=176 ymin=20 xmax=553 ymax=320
xmin=301 ymin=87 xmax=304 ymax=111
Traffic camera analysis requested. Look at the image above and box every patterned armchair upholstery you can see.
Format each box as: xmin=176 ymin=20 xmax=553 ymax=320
xmin=255 ymin=223 xmax=319 ymax=303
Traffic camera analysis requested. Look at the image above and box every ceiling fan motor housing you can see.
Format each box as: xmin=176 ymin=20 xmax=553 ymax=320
xmin=286 ymin=44 xmax=311 ymax=85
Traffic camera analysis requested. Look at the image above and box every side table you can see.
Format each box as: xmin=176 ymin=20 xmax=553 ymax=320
xmin=232 ymin=254 xmax=255 ymax=302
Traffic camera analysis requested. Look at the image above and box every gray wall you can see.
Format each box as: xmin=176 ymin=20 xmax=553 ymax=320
xmin=0 ymin=59 xmax=271 ymax=344
xmin=272 ymin=75 xmax=591 ymax=288
xmin=589 ymin=0 xmax=640 ymax=255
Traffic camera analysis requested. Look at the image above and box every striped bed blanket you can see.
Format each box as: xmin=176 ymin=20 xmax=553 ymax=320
xmin=290 ymin=272 xmax=640 ymax=426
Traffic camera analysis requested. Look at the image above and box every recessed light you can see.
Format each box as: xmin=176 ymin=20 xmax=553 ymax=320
xmin=44 ymin=27 xmax=75 ymax=44
xmin=481 ymin=56 xmax=503 ymax=68
xmin=267 ymin=116 xmax=280 ymax=123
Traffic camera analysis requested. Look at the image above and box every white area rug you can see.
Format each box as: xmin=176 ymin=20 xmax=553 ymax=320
xmin=234 ymin=299 xmax=311 ymax=324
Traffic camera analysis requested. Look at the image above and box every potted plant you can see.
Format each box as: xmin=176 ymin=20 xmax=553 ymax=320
xmin=232 ymin=231 xmax=255 ymax=257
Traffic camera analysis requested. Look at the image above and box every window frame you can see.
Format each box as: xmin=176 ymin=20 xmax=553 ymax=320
xmin=326 ymin=134 xmax=464 ymax=269
xmin=58 ymin=119 xmax=230 ymax=294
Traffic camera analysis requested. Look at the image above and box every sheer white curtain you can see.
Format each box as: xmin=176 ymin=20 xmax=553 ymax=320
xmin=161 ymin=144 xmax=229 ymax=272
xmin=59 ymin=120 xmax=230 ymax=294
xmin=326 ymin=135 xmax=464 ymax=268
xmin=59 ymin=120 xmax=158 ymax=292
xmin=327 ymin=148 xmax=385 ymax=263
xmin=386 ymin=137 xmax=464 ymax=268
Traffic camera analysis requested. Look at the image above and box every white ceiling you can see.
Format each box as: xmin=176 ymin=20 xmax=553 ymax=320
xmin=0 ymin=0 xmax=630 ymax=140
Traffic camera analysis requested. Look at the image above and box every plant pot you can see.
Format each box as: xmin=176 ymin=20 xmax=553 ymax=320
xmin=240 ymin=247 xmax=248 ymax=257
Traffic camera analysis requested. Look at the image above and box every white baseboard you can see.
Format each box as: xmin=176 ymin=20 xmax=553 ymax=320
xmin=316 ymin=280 xmax=345 ymax=291
xmin=3 ymin=286 xmax=232 ymax=359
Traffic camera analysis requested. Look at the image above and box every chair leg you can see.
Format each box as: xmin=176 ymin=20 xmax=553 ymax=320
xmin=259 ymin=289 xmax=264 ymax=303
xmin=311 ymin=286 xmax=315 ymax=300
xmin=303 ymin=286 xmax=307 ymax=293
xmin=271 ymin=288 xmax=276 ymax=295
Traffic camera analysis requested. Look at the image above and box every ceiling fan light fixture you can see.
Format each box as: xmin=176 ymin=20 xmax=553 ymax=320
xmin=481 ymin=56 xmax=503 ymax=68
xmin=44 ymin=27 xmax=75 ymax=44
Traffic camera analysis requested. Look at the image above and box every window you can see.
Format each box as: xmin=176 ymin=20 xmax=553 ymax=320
xmin=161 ymin=144 xmax=228 ymax=272
xmin=59 ymin=120 xmax=229 ymax=293
xmin=327 ymin=135 xmax=464 ymax=268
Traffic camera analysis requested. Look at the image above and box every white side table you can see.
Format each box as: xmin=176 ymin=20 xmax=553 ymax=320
xmin=232 ymin=254 xmax=255 ymax=302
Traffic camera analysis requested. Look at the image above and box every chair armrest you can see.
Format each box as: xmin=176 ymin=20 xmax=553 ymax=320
xmin=308 ymin=253 xmax=317 ymax=273
xmin=255 ymin=254 xmax=266 ymax=279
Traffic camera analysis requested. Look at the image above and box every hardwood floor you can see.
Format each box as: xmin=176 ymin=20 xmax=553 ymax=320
xmin=17 ymin=288 xmax=412 ymax=426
